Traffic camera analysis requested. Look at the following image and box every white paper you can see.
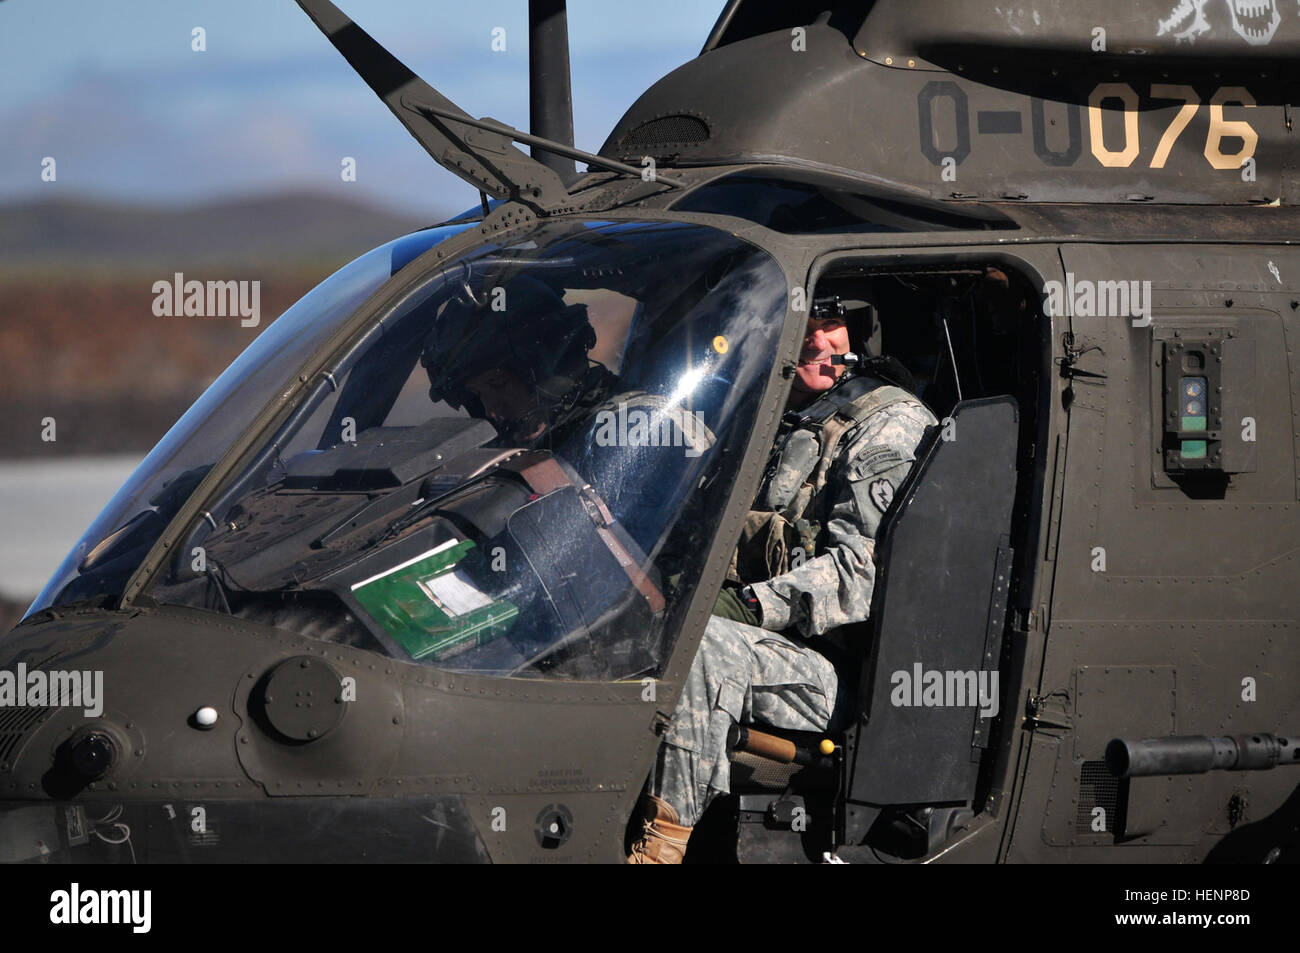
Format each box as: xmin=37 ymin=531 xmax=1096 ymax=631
xmin=419 ymin=569 xmax=495 ymax=617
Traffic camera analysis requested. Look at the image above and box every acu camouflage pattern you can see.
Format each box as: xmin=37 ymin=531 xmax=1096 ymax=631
xmin=735 ymin=375 xmax=937 ymax=638
xmin=653 ymin=615 xmax=841 ymax=827
xmin=651 ymin=375 xmax=936 ymax=825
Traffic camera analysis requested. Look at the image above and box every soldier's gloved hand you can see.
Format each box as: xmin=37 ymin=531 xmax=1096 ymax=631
xmin=712 ymin=585 xmax=761 ymax=627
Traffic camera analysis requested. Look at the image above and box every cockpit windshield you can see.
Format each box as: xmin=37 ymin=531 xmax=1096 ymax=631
xmin=32 ymin=220 xmax=788 ymax=681
xmin=28 ymin=224 xmax=475 ymax=620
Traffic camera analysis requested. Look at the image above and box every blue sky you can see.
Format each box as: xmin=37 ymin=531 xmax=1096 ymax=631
xmin=0 ymin=0 xmax=721 ymax=217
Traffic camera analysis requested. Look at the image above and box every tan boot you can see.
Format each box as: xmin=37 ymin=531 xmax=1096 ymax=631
xmin=627 ymin=795 xmax=692 ymax=864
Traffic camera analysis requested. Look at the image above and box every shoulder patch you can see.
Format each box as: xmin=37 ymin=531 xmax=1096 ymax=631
xmin=848 ymin=444 xmax=906 ymax=480
xmin=868 ymin=478 xmax=894 ymax=512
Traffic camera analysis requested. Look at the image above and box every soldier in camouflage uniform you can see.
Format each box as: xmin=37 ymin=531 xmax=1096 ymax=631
xmin=628 ymin=298 xmax=936 ymax=863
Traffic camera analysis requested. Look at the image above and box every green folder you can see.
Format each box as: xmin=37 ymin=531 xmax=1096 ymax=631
xmin=350 ymin=539 xmax=517 ymax=661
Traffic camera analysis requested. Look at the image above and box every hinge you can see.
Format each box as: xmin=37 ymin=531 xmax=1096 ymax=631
xmin=1057 ymin=331 xmax=1107 ymax=381
xmin=651 ymin=710 xmax=672 ymax=736
xmin=972 ymin=541 xmax=1013 ymax=752
xmin=1024 ymin=689 xmax=1071 ymax=731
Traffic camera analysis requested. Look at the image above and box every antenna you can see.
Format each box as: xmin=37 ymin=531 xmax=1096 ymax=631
xmin=942 ymin=316 xmax=962 ymax=403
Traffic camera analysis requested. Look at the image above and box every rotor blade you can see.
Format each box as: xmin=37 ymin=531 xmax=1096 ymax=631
xmin=296 ymin=0 xmax=570 ymax=209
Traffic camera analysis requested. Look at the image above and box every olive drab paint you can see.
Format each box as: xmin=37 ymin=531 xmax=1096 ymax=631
xmin=3 ymin=0 xmax=1298 ymax=866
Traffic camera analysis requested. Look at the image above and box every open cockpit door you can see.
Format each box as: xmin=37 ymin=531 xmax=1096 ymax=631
xmin=847 ymin=396 xmax=1019 ymax=810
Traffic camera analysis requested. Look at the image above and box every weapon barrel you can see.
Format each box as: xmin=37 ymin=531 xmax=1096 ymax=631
xmin=1106 ymin=733 xmax=1300 ymax=777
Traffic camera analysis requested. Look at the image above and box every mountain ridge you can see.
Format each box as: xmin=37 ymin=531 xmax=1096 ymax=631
xmin=0 ymin=191 xmax=451 ymax=268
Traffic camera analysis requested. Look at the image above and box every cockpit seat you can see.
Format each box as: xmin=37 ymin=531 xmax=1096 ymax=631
xmin=562 ymin=388 xmax=718 ymax=553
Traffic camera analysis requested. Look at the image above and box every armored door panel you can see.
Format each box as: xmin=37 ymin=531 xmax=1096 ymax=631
xmin=849 ymin=396 xmax=1019 ymax=804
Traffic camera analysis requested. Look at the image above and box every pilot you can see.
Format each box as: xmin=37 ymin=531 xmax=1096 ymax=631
xmin=421 ymin=278 xmax=616 ymax=446
xmin=422 ymin=280 xmax=716 ymax=550
xmin=628 ymin=295 xmax=937 ymax=863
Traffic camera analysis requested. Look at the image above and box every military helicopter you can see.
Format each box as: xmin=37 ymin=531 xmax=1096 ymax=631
xmin=2 ymin=0 xmax=1298 ymax=864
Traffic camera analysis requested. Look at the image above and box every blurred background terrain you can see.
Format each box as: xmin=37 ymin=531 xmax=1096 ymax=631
xmin=0 ymin=192 xmax=427 ymax=459
xmin=0 ymin=193 xmax=428 ymax=624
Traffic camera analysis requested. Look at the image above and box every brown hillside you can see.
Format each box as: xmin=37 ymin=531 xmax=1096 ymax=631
xmin=0 ymin=270 xmax=327 ymax=458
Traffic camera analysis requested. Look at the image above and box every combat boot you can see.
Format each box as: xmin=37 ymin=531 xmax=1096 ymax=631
xmin=626 ymin=795 xmax=692 ymax=864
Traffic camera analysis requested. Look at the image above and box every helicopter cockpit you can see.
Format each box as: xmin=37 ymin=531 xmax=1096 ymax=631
xmin=32 ymin=220 xmax=788 ymax=682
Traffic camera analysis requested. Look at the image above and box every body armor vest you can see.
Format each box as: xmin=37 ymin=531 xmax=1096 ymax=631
xmin=729 ymin=375 xmax=916 ymax=584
